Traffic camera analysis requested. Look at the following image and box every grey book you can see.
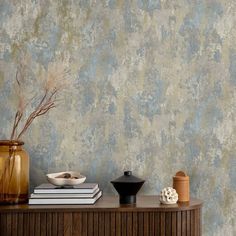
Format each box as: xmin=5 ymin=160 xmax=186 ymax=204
xmin=34 ymin=183 xmax=99 ymax=194
xmin=31 ymin=187 xmax=100 ymax=198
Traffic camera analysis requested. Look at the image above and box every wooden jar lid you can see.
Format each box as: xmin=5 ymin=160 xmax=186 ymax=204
xmin=173 ymin=171 xmax=189 ymax=181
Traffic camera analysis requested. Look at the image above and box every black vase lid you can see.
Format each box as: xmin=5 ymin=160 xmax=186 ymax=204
xmin=111 ymin=171 xmax=144 ymax=183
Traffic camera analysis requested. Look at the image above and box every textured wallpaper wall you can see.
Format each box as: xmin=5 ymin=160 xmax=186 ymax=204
xmin=0 ymin=0 xmax=236 ymax=235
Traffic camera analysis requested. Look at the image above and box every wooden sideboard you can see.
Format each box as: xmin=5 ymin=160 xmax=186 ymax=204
xmin=0 ymin=196 xmax=202 ymax=236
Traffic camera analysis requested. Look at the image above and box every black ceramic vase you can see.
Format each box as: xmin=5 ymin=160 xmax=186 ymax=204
xmin=111 ymin=171 xmax=145 ymax=204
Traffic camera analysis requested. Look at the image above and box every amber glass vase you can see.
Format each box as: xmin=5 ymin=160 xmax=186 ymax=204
xmin=0 ymin=140 xmax=29 ymax=204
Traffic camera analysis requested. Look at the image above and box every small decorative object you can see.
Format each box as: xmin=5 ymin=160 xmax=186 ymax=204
xmin=46 ymin=171 xmax=86 ymax=186
xmin=111 ymin=170 xmax=145 ymax=204
xmin=0 ymin=53 xmax=69 ymax=204
xmin=173 ymin=171 xmax=190 ymax=202
xmin=160 ymin=187 xmax=178 ymax=204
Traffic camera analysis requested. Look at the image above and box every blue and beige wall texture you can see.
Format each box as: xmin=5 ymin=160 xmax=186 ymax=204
xmin=0 ymin=1 xmax=235 ymax=235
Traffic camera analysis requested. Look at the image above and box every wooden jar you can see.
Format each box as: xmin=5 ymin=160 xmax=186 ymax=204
xmin=173 ymin=171 xmax=189 ymax=202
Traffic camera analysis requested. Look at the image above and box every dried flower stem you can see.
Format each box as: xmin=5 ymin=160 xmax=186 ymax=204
xmin=10 ymin=71 xmax=23 ymax=140
xmin=16 ymin=89 xmax=58 ymax=140
xmin=8 ymin=61 xmax=68 ymax=141
xmin=10 ymin=111 xmax=22 ymax=140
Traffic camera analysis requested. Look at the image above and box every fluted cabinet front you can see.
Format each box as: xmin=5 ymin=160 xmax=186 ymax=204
xmin=0 ymin=209 xmax=201 ymax=236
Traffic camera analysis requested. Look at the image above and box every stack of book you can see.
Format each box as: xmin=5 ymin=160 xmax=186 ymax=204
xmin=29 ymin=183 xmax=102 ymax=205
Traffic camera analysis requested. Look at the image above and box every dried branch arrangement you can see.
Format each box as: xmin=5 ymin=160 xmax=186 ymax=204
xmin=0 ymin=55 xmax=70 ymax=203
xmin=10 ymin=58 xmax=69 ymax=141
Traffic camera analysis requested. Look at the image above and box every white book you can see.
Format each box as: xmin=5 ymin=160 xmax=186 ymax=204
xmin=31 ymin=187 xmax=100 ymax=199
xmin=29 ymin=191 xmax=102 ymax=205
xmin=34 ymin=183 xmax=98 ymax=194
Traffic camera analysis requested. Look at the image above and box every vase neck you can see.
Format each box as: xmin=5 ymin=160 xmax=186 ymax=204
xmin=0 ymin=140 xmax=24 ymax=151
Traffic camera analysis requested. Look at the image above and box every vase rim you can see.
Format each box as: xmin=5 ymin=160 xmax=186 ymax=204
xmin=0 ymin=140 xmax=24 ymax=146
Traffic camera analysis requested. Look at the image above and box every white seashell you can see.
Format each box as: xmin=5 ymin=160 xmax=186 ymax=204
xmin=160 ymin=187 xmax=178 ymax=204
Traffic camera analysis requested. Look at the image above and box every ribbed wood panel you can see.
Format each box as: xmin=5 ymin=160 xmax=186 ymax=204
xmin=0 ymin=210 xmax=201 ymax=236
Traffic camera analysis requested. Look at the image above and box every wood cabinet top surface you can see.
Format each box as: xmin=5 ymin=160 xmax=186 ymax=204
xmin=0 ymin=195 xmax=203 ymax=213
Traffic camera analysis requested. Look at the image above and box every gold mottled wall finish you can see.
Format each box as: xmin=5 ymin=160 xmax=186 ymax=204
xmin=0 ymin=1 xmax=235 ymax=235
